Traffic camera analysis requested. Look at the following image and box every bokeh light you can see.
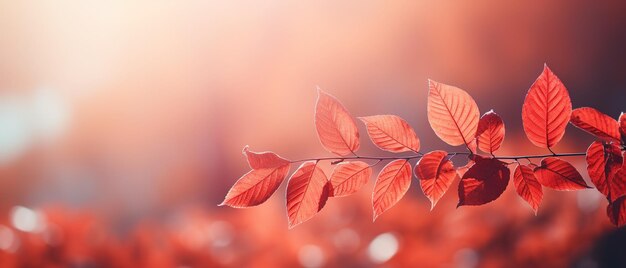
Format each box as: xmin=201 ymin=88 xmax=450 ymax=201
xmin=368 ymin=233 xmax=399 ymax=264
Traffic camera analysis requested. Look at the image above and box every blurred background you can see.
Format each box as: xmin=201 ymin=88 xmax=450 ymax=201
xmin=0 ymin=1 xmax=625 ymax=267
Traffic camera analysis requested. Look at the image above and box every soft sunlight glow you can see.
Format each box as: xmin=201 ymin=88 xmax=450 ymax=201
xmin=0 ymin=225 xmax=18 ymax=252
xmin=0 ymin=89 xmax=70 ymax=165
xmin=368 ymin=232 xmax=399 ymax=264
xmin=298 ymin=244 xmax=325 ymax=268
xmin=208 ymin=221 xmax=234 ymax=248
xmin=0 ymin=96 xmax=32 ymax=164
xmin=10 ymin=206 xmax=45 ymax=233
xmin=31 ymin=88 xmax=71 ymax=142
xmin=576 ymin=189 xmax=602 ymax=213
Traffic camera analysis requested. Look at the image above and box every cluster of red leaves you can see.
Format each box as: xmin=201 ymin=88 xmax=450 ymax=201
xmin=222 ymin=64 xmax=626 ymax=228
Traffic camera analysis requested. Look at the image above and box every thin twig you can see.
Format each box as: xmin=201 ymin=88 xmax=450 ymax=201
xmin=288 ymin=149 xmax=624 ymax=164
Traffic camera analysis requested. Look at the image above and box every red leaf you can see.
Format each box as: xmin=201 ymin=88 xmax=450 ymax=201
xmin=456 ymin=160 xmax=475 ymax=178
xmin=458 ymin=158 xmax=510 ymax=206
xmin=467 ymin=139 xmax=478 ymax=154
xmin=359 ymin=115 xmax=420 ymax=153
xmin=619 ymin=112 xmax=626 ymax=142
xmin=476 ymin=110 xmax=505 ymax=154
xmin=610 ymin=152 xmax=626 ymax=200
xmin=607 ymin=196 xmax=626 ymax=227
xmin=242 ymin=146 xmax=290 ymax=169
xmin=372 ymin=159 xmax=412 ymax=221
xmin=456 ymin=155 xmax=488 ymax=178
xmin=221 ymin=157 xmax=291 ymax=208
xmin=427 ymin=80 xmax=480 ymax=148
xmin=586 ymin=141 xmax=623 ymax=200
xmin=570 ymin=107 xmax=621 ymax=142
xmin=315 ymin=89 xmax=360 ymax=156
xmin=534 ymin=157 xmax=590 ymax=190
xmin=286 ymin=161 xmax=330 ymax=228
xmin=415 ymin=150 xmax=458 ymax=210
xmin=513 ymin=164 xmax=543 ymax=214
xmin=521 ymin=64 xmax=572 ymax=148
xmin=329 ymin=161 xmax=372 ymax=197
xmin=614 ymin=169 xmax=626 ymax=201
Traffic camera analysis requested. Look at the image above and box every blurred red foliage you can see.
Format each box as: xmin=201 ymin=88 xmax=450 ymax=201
xmin=0 ymin=191 xmax=622 ymax=268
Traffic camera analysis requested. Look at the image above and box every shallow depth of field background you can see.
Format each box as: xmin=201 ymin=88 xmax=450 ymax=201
xmin=1 ymin=1 xmax=626 ymax=267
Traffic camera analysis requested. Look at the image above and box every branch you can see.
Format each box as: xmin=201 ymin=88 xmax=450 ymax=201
xmin=289 ymin=150 xmax=624 ymax=165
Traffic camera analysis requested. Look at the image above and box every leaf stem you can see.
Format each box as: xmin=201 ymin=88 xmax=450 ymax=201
xmin=548 ymin=147 xmax=557 ymax=156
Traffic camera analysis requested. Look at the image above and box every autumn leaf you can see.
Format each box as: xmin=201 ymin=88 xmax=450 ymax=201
xmin=315 ymin=88 xmax=360 ymax=156
xmin=570 ymin=107 xmax=621 ymax=142
xmin=457 ymin=155 xmax=488 ymax=178
xmin=586 ymin=141 xmax=623 ymax=200
xmin=534 ymin=157 xmax=590 ymax=190
xmin=329 ymin=161 xmax=372 ymax=197
xmin=467 ymin=139 xmax=478 ymax=154
xmin=476 ymin=110 xmax=505 ymax=154
xmin=521 ymin=64 xmax=572 ymax=148
xmin=415 ymin=150 xmax=458 ymax=210
xmin=607 ymin=195 xmax=626 ymax=227
xmin=619 ymin=113 xmax=626 ymax=143
xmin=359 ymin=115 xmax=420 ymax=153
xmin=458 ymin=158 xmax=510 ymax=206
xmin=427 ymin=80 xmax=480 ymax=148
xmin=242 ymin=145 xmax=290 ymax=169
xmin=610 ymin=152 xmax=626 ymax=200
xmin=372 ymin=159 xmax=412 ymax=221
xmin=221 ymin=147 xmax=291 ymax=208
xmin=513 ymin=164 xmax=543 ymax=214
xmin=286 ymin=161 xmax=330 ymax=228
xmin=456 ymin=160 xmax=475 ymax=178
